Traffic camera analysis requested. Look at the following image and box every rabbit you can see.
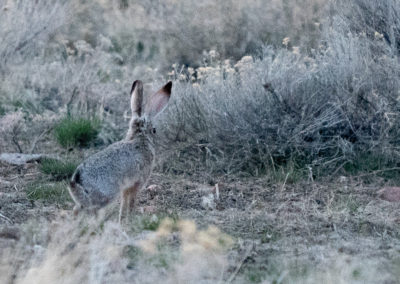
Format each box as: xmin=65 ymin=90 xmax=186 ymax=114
xmin=68 ymin=80 xmax=172 ymax=222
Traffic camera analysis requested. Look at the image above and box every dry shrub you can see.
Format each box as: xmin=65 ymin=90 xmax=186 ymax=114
xmin=0 ymin=110 xmax=25 ymax=152
xmin=93 ymin=0 xmax=325 ymax=68
xmin=1 ymin=214 xmax=397 ymax=283
xmin=0 ymin=0 xmax=69 ymax=72
xmin=155 ymin=0 xmax=400 ymax=176
xmin=1 ymin=0 xmax=399 ymax=178
xmin=1 ymin=216 xmax=233 ymax=283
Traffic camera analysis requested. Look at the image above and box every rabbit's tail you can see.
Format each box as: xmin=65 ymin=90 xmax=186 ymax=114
xmin=70 ymin=169 xmax=81 ymax=189
xmin=68 ymin=168 xmax=88 ymax=208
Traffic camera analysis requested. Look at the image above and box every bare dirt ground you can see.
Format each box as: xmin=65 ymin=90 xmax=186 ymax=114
xmin=1 ymin=161 xmax=400 ymax=283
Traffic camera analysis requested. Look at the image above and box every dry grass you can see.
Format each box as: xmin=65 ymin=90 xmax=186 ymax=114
xmin=1 ymin=0 xmax=400 ymax=283
xmin=1 ymin=162 xmax=399 ymax=283
xmin=1 ymin=0 xmax=399 ymax=176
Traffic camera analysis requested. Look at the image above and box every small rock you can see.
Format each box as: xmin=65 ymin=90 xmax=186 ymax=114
xmin=199 ymin=184 xmax=221 ymax=210
xmin=150 ymin=214 xmax=159 ymax=223
xmin=146 ymin=184 xmax=161 ymax=200
xmin=377 ymin=187 xmax=400 ymax=202
xmin=0 ymin=153 xmax=42 ymax=165
xmin=201 ymin=193 xmax=216 ymax=210
xmin=147 ymin=184 xmax=161 ymax=192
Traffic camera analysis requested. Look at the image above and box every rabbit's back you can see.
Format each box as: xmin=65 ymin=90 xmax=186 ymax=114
xmin=76 ymin=137 xmax=154 ymax=202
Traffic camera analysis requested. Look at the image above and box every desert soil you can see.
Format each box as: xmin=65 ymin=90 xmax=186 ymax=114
xmin=1 ymin=161 xmax=400 ymax=283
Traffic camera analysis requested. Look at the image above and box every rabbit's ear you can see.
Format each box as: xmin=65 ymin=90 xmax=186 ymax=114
xmin=145 ymin=81 xmax=172 ymax=118
xmin=130 ymin=80 xmax=144 ymax=119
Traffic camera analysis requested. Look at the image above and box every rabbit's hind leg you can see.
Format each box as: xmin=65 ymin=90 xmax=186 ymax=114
xmin=73 ymin=204 xmax=82 ymax=216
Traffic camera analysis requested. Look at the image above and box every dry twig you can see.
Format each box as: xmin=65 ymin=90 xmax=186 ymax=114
xmin=227 ymin=244 xmax=253 ymax=283
xmin=0 ymin=212 xmax=13 ymax=224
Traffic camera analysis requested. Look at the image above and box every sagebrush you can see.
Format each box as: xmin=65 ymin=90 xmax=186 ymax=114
xmin=0 ymin=0 xmax=399 ymax=178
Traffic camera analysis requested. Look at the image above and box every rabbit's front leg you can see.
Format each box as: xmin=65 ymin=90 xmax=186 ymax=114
xmin=119 ymin=182 xmax=140 ymax=223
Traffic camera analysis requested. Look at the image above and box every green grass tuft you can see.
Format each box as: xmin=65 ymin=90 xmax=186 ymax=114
xmin=142 ymin=216 xmax=162 ymax=231
xmin=40 ymin=158 xmax=79 ymax=180
xmin=260 ymin=225 xmax=281 ymax=244
xmin=130 ymin=213 xmax=179 ymax=232
xmin=244 ymin=267 xmax=268 ymax=283
xmin=269 ymin=159 xmax=308 ymax=184
xmin=26 ymin=181 xmax=72 ymax=206
xmin=54 ymin=116 xmax=100 ymax=148
xmin=123 ymin=245 xmax=143 ymax=270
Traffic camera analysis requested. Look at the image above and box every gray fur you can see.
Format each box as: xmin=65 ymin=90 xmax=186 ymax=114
xmin=69 ymin=133 xmax=154 ymax=207
xmin=68 ymin=80 xmax=171 ymax=220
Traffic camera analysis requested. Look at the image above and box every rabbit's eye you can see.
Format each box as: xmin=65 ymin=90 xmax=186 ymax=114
xmin=152 ymin=128 xmax=156 ymax=134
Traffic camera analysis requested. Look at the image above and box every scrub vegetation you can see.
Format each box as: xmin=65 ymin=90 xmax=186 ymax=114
xmin=0 ymin=0 xmax=399 ymax=283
